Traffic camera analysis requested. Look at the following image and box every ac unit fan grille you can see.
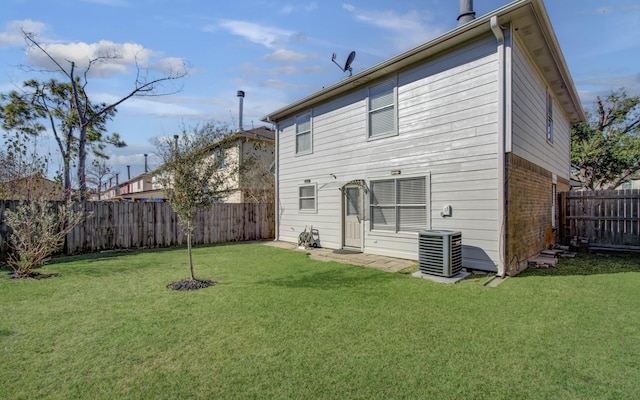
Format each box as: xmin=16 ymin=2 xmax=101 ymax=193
xmin=418 ymin=230 xmax=462 ymax=277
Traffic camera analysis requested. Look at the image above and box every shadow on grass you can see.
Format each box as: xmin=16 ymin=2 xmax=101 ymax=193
xmin=518 ymin=251 xmax=640 ymax=277
xmin=258 ymin=265 xmax=391 ymax=290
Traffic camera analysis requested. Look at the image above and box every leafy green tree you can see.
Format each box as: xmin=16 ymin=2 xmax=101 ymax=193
xmin=1 ymin=79 xmax=124 ymax=200
xmin=155 ymin=122 xmax=237 ymax=290
xmin=572 ymin=91 xmax=640 ymax=190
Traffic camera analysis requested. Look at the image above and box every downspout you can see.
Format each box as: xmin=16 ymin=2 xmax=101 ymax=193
xmin=491 ymin=15 xmax=508 ymax=278
xmin=267 ymin=117 xmax=279 ymax=242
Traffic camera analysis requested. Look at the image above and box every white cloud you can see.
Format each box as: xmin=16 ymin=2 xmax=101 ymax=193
xmin=280 ymin=2 xmax=317 ymax=14
xmin=22 ymin=39 xmax=186 ymax=79
xmin=342 ymin=5 xmax=445 ymax=51
xmin=218 ymin=20 xmax=293 ymax=49
xmin=0 ymin=19 xmax=47 ymax=47
xmin=262 ymin=49 xmax=317 ymax=63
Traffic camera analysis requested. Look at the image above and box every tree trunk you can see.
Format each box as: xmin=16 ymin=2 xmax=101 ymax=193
xmin=77 ymin=125 xmax=88 ymax=201
xmin=187 ymin=222 xmax=195 ymax=281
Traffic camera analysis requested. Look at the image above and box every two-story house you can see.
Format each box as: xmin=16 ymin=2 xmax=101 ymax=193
xmin=262 ymin=0 xmax=585 ymax=276
xmin=135 ymin=126 xmax=275 ymax=203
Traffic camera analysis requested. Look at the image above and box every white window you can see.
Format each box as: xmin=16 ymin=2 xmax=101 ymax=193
xmin=295 ymin=112 xmax=312 ymax=154
xmin=370 ymin=177 xmax=427 ymax=232
xmin=368 ymin=79 xmax=396 ymax=139
xmin=546 ymin=90 xmax=554 ymax=143
xmin=298 ymin=184 xmax=317 ymax=212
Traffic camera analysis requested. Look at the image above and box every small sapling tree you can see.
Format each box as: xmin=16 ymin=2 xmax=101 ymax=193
xmin=155 ymin=122 xmax=236 ymax=290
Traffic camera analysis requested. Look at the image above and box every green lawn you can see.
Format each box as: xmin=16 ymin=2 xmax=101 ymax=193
xmin=1 ymin=244 xmax=639 ymax=399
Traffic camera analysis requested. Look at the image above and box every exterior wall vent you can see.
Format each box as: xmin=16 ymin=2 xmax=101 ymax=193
xmin=418 ymin=230 xmax=462 ymax=277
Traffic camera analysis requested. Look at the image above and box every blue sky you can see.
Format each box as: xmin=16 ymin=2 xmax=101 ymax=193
xmin=1 ymin=0 xmax=639 ymax=180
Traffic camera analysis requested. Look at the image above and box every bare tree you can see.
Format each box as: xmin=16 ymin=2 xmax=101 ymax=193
xmin=86 ymin=159 xmax=115 ymax=200
xmin=21 ymin=30 xmax=189 ymax=201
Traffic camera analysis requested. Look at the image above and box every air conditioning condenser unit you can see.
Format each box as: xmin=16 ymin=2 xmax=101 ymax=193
xmin=418 ymin=230 xmax=462 ymax=277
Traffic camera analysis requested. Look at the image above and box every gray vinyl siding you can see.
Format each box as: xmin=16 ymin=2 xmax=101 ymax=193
xmin=511 ymin=37 xmax=571 ymax=180
xmin=277 ymin=35 xmax=500 ymax=265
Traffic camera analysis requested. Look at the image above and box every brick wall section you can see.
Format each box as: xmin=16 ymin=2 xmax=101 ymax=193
xmin=505 ymin=154 xmax=568 ymax=272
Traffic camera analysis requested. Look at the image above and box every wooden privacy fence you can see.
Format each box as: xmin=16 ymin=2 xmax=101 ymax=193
xmin=0 ymin=201 xmax=275 ymax=259
xmin=559 ymin=189 xmax=640 ymax=251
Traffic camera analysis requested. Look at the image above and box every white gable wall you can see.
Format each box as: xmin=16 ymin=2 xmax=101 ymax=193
xmin=277 ymin=35 xmax=501 ymax=267
xmin=511 ymin=36 xmax=571 ymax=179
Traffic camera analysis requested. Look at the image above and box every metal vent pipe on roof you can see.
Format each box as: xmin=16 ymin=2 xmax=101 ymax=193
xmin=144 ymin=153 xmax=148 ymax=173
xmin=237 ymin=90 xmax=245 ymax=132
xmin=457 ymin=0 xmax=476 ymax=26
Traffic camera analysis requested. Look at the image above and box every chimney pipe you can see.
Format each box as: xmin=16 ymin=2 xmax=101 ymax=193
xmin=144 ymin=154 xmax=148 ymax=173
xmin=237 ymin=90 xmax=245 ymax=132
xmin=457 ymin=0 xmax=476 ymax=26
xmin=115 ymin=173 xmax=119 ymax=185
xmin=126 ymin=165 xmax=131 ymax=180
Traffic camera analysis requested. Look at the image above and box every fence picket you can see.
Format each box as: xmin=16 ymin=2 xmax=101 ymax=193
xmin=1 ymin=201 xmax=275 ymax=259
xmin=560 ymin=189 xmax=640 ymax=250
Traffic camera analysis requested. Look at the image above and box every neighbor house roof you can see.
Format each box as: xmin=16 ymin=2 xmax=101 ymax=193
xmin=262 ymin=0 xmax=585 ymax=124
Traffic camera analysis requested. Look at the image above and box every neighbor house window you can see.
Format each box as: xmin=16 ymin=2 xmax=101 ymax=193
xmin=370 ymin=176 xmax=427 ymax=232
xmin=546 ymin=90 xmax=554 ymax=143
xmin=368 ymin=79 xmax=396 ymax=139
xmin=295 ymin=112 xmax=312 ymax=154
xmin=215 ymin=148 xmax=225 ymax=168
xmin=299 ymin=184 xmax=316 ymax=212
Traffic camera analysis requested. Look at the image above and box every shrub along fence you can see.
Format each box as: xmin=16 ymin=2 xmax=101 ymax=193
xmin=0 ymin=201 xmax=275 ymax=260
xmin=558 ymin=189 xmax=640 ymax=251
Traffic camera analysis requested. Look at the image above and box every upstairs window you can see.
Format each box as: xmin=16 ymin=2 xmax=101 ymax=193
xmin=370 ymin=176 xmax=427 ymax=232
xmin=368 ymin=79 xmax=396 ymax=139
xmin=295 ymin=112 xmax=312 ymax=154
xmin=546 ymin=90 xmax=554 ymax=143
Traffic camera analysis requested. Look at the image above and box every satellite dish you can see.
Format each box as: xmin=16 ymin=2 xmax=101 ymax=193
xmin=344 ymin=51 xmax=356 ymax=73
xmin=331 ymin=51 xmax=356 ymax=76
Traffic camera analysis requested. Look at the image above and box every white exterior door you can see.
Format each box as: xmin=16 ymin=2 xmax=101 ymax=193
xmin=343 ymin=186 xmax=363 ymax=250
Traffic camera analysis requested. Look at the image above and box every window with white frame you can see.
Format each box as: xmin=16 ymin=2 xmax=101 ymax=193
xmin=368 ymin=79 xmax=396 ymax=139
xmin=295 ymin=112 xmax=312 ymax=154
xmin=298 ymin=184 xmax=316 ymax=212
xmin=370 ymin=177 xmax=427 ymax=232
xmin=546 ymin=90 xmax=554 ymax=143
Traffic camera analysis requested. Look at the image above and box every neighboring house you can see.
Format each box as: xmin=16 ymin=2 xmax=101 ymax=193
xmin=0 ymin=175 xmax=65 ymax=200
xmin=107 ymin=127 xmax=275 ymax=203
xmin=262 ymin=0 xmax=585 ymax=276
xmin=615 ymin=172 xmax=640 ymax=190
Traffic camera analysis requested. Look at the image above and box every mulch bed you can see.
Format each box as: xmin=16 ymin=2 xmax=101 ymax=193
xmin=167 ymin=278 xmax=217 ymax=291
xmin=9 ymin=271 xmax=59 ymax=280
